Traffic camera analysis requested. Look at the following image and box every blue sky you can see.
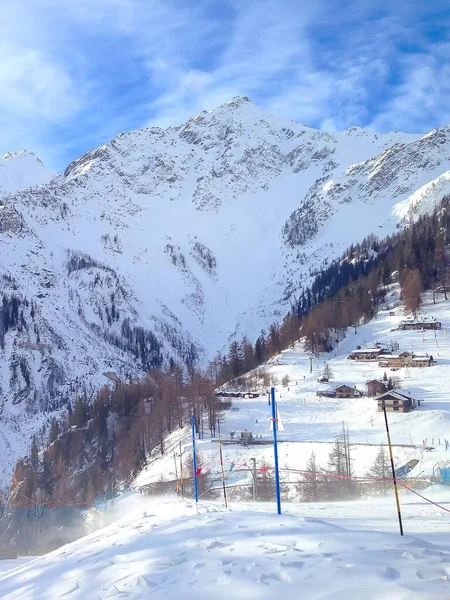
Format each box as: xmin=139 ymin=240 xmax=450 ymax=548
xmin=1 ymin=0 xmax=449 ymax=171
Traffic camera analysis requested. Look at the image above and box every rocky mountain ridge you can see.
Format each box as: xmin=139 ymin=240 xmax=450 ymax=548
xmin=0 ymin=96 xmax=449 ymax=486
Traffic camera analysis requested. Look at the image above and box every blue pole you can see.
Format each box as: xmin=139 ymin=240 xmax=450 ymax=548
xmin=192 ymin=414 xmax=199 ymax=503
xmin=271 ymin=387 xmax=281 ymax=514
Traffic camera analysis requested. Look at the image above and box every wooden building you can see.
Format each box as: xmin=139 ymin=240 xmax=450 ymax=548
xmin=378 ymin=355 xmax=404 ymax=368
xmin=411 ymin=356 xmax=433 ymax=368
xmin=379 ymin=353 xmax=434 ymax=368
xmin=348 ymin=348 xmax=385 ymax=361
xmin=375 ymin=390 xmax=417 ymax=413
xmin=399 ymin=319 xmax=442 ymax=331
xmin=334 ymin=384 xmax=362 ymax=398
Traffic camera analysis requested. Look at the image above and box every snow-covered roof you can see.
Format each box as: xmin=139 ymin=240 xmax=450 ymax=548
xmin=376 ymin=389 xmax=416 ymax=402
xmin=350 ymin=348 xmax=383 ymax=353
xmin=401 ymin=317 xmax=439 ymax=323
xmin=334 ymin=384 xmax=359 ymax=390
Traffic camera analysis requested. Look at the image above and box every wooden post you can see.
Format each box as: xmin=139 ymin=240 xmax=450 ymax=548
xmin=383 ymin=404 xmax=404 ymax=536
xmin=179 ymin=441 xmax=184 ymax=500
xmin=217 ymin=420 xmax=228 ymax=509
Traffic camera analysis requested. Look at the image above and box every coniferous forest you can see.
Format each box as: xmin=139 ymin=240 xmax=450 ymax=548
xmin=210 ymin=195 xmax=450 ymax=384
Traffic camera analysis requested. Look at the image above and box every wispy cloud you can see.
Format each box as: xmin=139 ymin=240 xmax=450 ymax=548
xmin=0 ymin=0 xmax=449 ymax=170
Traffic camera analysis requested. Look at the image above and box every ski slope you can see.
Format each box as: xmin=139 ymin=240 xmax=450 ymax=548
xmin=2 ymin=495 xmax=450 ymax=599
xmin=3 ymin=293 xmax=450 ymax=598
xmin=136 ymin=290 xmax=450 ymax=490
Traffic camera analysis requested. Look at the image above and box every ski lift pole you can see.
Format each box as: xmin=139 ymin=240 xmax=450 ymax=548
xmin=383 ymin=404 xmax=404 ymax=536
xmin=217 ymin=419 xmax=228 ymax=508
xmin=179 ymin=441 xmax=184 ymax=500
xmin=271 ymin=386 xmax=282 ymax=515
xmin=252 ymin=457 xmax=257 ymax=502
xmin=173 ymin=451 xmax=179 ymax=495
xmin=192 ymin=414 xmax=199 ymax=503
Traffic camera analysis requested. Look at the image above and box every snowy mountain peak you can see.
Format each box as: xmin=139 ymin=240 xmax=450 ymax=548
xmin=223 ymin=95 xmax=252 ymax=107
xmin=0 ymin=151 xmax=54 ymax=197
xmin=1 ymin=98 xmax=450 ymax=488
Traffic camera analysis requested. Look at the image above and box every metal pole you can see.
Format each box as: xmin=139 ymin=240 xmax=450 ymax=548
xmin=271 ymin=387 xmax=282 ymax=514
xmin=179 ymin=441 xmax=184 ymax=500
xmin=252 ymin=457 xmax=257 ymax=502
xmin=173 ymin=452 xmax=179 ymax=496
xmin=383 ymin=404 xmax=404 ymax=536
xmin=310 ymin=357 xmax=313 ymax=373
xmin=192 ymin=414 xmax=199 ymax=503
xmin=217 ymin=420 xmax=228 ymax=508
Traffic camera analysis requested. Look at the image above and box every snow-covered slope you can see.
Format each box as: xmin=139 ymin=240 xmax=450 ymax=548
xmin=135 ymin=292 xmax=450 ymax=496
xmin=2 ymin=496 xmax=450 ymax=599
xmin=1 ymin=97 xmax=450 ymax=486
xmin=0 ymin=151 xmax=54 ymax=197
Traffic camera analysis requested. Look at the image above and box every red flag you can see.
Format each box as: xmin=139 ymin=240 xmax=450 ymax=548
xmin=260 ymin=467 xmax=269 ymax=473
xmin=196 ymin=468 xmax=202 ymax=476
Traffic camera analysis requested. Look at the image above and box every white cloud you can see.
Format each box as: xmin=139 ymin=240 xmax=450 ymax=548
xmin=0 ymin=46 xmax=79 ymax=121
xmin=180 ymin=70 xmax=213 ymax=91
xmin=369 ymin=53 xmax=450 ymax=133
xmin=0 ymin=0 xmax=448 ymax=170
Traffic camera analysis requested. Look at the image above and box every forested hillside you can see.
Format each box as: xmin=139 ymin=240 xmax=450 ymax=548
xmin=212 ymin=194 xmax=450 ymax=384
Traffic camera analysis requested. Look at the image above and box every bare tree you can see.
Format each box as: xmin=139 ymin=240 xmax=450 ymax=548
xmin=401 ymin=269 xmax=423 ymax=316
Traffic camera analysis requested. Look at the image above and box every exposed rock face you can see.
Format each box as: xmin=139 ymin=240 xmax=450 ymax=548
xmin=1 ymin=97 xmax=449 ymax=488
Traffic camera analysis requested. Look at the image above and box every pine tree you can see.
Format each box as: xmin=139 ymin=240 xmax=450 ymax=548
xmin=325 ymin=438 xmax=346 ymax=499
xmin=30 ymin=435 xmax=39 ymax=473
xmin=228 ymin=341 xmax=243 ymax=379
xmin=42 ymin=453 xmax=53 ymax=496
xmin=48 ymin=418 xmax=60 ymax=444
xmin=322 ymin=362 xmax=333 ymax=381
xmin=254 ymin=331 xmax=267 ymax=364
xmin=256 ymin=459 xmax=276 ymax=501
xmin=366 ymin=447 xmax=390 ymax=495
xmin=298 ymin=451 xmax=323 ymax=501
xmin=71 ymin=397 xmax=89 ymax=427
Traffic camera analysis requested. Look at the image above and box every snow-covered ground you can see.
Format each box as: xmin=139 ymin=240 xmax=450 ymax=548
xmin=3 ymin=294 xmax=450 ymax=598
xmin=136 ymin=292 xmax=450 ymax=490
xmin=2 ymin=494 xmax=450 ymax=599
xmin=0 ymin=558 xmax=32 ymax=576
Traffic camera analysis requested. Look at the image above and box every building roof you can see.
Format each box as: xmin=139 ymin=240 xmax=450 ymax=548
xmin=375 ymin=389 xmax=416 ymax=402
xmin=366 ymin=379 xmax=385 ymax=385
xmin=400 ymin=318 xmax=440 ymax=324
xmin=334 ymin=384 xmax=359 ymax=391
xmin=351 ymin=348 xmax=383 ymax=353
